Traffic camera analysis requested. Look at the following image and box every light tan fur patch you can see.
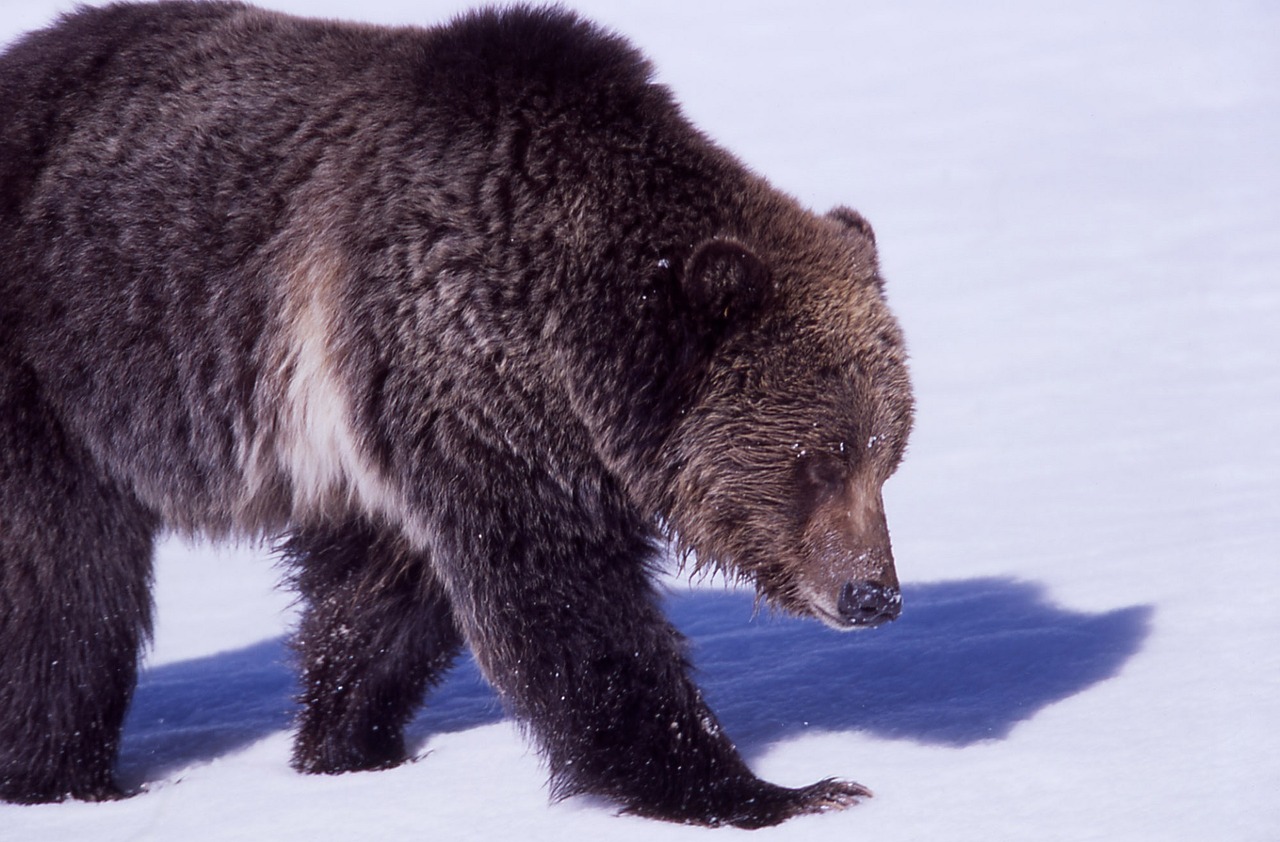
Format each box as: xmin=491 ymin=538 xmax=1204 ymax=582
xmin=238 ymin=235 xmax=420 ymax=541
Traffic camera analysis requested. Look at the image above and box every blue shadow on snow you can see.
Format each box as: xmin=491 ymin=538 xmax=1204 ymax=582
xmin=118 ymin=577 xmax=1151 ymax=784
xmin=670 ymin=577 xmax=1152 ymax=753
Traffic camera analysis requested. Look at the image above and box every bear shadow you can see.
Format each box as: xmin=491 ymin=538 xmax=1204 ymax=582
xmin=669 ymin=577 xmax=1153 ymax=754
xmin=117 ymin=577 xmax=1151 ymax=785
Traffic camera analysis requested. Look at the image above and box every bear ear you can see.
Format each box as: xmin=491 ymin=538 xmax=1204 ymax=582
xmin=682 ymin=238 xmax=772 ymax=328
xmin=827 ymin=206 xmax=876 ymax=246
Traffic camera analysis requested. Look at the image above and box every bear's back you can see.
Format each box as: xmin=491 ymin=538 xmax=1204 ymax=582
xmin=0 ymin=2 xmax=710 ymax=538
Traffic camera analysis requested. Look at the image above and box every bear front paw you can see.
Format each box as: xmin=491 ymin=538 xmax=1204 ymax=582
xmin=777 ymin=777 xmax=873 ymax=818
xmin=717 ymin=777 xmax=871 ymax=829
xmin=620 ymin=775 xmax=871 ymax=828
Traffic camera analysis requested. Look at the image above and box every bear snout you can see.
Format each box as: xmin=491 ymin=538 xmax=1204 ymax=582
xmin=794 ymin=480 xmax=901 ymax=630
xmin=836 ymin=580 xmax=902 ymax=627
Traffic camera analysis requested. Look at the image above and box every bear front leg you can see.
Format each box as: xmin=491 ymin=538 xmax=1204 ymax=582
xmin=0 ymin=358 xmax=156 ymax=803
xmin=425 ymin=468 xmax=868 ymax=827
xmin=283 ymin=520 xmax=463 ymax=775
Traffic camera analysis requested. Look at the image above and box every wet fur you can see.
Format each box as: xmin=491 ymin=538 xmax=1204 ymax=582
xmin=0 ymin=1 xmax=911 ymax=825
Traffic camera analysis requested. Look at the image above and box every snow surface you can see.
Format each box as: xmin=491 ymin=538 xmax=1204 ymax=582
xmin=3 ymin=1 xmax=1278 ymax=839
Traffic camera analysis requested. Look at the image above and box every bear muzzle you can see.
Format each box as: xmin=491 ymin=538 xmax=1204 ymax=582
xmin=800 ymin=566 xmax=901 ymax=632
xmin=797 ymin=481 xmax=901 ymax=631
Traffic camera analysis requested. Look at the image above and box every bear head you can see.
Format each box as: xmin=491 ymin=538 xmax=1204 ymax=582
xmin=660 ymin=203 xmax=913 ymax=631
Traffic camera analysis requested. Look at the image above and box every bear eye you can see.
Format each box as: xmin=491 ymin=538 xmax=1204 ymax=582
xmin=798 ymin=453 xmax=847 ymax=499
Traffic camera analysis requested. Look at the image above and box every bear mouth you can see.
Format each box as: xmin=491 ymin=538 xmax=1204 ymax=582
xmin=810 ymin=603 xmax=889 ymax=631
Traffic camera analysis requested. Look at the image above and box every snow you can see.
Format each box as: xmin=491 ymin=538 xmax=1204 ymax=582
xmin=3 ymin=0 xmax=1278 ymax=839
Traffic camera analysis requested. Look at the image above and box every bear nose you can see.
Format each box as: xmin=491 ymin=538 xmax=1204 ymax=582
xmin=837 ymin=581 xmax=902 ymax=627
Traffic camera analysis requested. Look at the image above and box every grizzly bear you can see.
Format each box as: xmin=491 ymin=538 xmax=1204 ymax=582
xmin=0 ymin=1 xmax=913 ymax=827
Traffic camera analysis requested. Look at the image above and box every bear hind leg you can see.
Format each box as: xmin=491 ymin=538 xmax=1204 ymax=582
xmin=0 ymin=357 xmax=156 ymax=803
xmin=282 ymin=520 xmax=463 ymax=775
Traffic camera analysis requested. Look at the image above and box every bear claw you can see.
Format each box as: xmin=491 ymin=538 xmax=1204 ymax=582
xmin=792 ymin=777 xmax=874 ymax=813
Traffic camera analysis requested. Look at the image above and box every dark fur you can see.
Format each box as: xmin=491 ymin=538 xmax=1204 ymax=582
xmin=0 ymin=1 xmax=913 ymax=826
